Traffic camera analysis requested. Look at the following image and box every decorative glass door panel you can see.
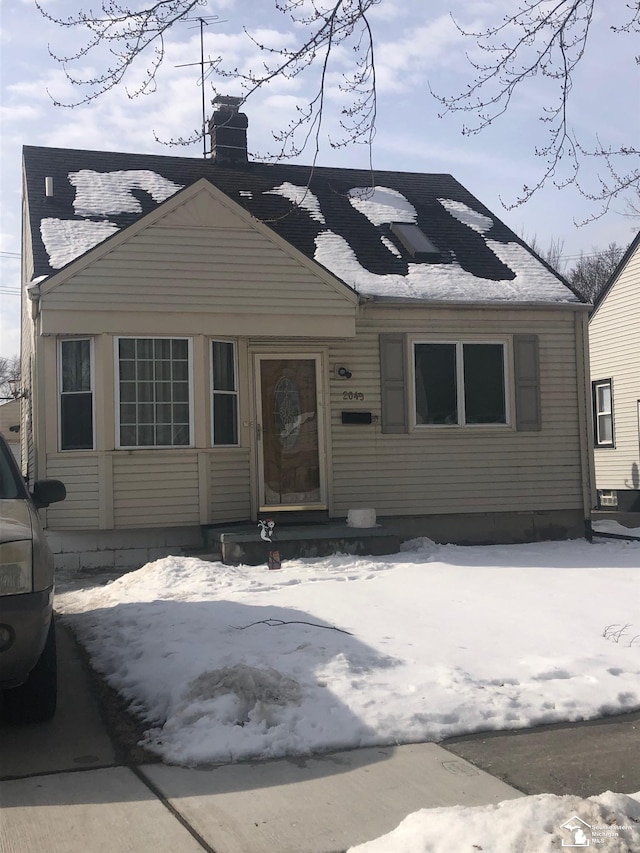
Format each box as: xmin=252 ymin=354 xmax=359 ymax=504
xmin=257 ymin=357 xmax=324 ymax=509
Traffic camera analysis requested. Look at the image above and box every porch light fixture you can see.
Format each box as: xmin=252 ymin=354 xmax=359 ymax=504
xmin=337 ymin=366 xmax=352 ymax=379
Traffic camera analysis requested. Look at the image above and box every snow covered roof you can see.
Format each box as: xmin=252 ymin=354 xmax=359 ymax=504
xmin=22 ymin=146 xmax=582 ymax=304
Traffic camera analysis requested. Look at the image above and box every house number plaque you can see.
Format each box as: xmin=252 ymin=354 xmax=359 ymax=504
xmin=342 ymin=391 xmax=365 ymax=401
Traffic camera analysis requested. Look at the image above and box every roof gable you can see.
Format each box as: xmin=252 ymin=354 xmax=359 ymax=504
xmin=37 ymin=178 xmax=358 ymax=308
xmin=23 ymin=145 xmax=582 ymax=306
xmin=590 ymin=230 xmax=640 ymax=320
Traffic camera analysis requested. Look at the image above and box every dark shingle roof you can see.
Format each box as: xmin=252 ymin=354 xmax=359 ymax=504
xmin=22 ymin=145 xmax=582 ymax=303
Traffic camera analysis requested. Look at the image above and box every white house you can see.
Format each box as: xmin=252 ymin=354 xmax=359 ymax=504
xmin=589 ymin=232 xmax=640 ymax=514
xmin=20 ymin=105 xmax=593 ymax=569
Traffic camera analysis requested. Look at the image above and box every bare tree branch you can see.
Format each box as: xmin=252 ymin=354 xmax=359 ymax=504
xmin=37 ymin=0 xmax=639 ymax=213
xmin=520 ymin=233 xmax=566 ymax=272
xmin=37 ymin=0 xmax=213 ymax=104
xmin=0 ymin=355 xmax=21 ymax=400
xmin=516 ymin=233 xmax=628 ymax=301
xmin=430 ymin=0 xmax=640 ymax=216
xmin=233 ymin=618 xmax=352 ymax=635
xmin=38 ymin=0 xmax=379 ymax=162
xmin=566 ymin=240 xmax=626 ymax=301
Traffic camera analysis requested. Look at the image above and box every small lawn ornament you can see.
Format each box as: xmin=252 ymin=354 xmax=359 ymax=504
xmin=258 ymin=518 xmax=275 ymax=542
xmin=258 ymin=518 xmax=281 ymax=570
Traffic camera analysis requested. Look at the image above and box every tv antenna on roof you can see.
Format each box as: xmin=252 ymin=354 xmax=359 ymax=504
xmin=175 ymin=15 xmax=224 ymax=158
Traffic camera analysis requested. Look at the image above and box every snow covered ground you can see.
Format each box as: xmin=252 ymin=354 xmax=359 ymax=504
xmin=347 ymin=790 xmax=640 ymax=852
xmin=56 ymin=537 xmax=640 ymax=768
xmin=56 ymin=537 xmax=640 ymax=852
xmin=592 ymin=519 xmax=640 ymax=538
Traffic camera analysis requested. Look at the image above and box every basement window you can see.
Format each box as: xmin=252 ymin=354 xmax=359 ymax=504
xmin=598 ymin=490 xmax=618 ymax=508
xmin=390 ymin=222 xmax=439 ymax=258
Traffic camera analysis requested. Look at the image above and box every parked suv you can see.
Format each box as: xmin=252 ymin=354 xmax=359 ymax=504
xmin=0 ymin=432 xmax=66 ymax=723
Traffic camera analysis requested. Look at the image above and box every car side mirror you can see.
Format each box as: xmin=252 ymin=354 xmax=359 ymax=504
xmin=32 ymin=479 xmax=66 ymax=509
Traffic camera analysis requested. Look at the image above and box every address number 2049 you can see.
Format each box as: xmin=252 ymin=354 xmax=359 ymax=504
xmin=343 ymin=391 xmax=365 ymax=401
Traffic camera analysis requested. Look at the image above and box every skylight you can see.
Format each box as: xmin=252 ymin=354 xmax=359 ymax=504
xmin=390 ymin=222 xmax=439 ymax=257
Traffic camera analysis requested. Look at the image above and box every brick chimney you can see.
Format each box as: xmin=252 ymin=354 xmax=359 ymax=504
xmin=208 ymin=96 xmax=248 ymax=165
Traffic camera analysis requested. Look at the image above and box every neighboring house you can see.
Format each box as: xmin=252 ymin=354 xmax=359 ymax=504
xmin=589 ymin=231 xmax=640 ymax=513
xmin=0 ymin=398 xmax=21 ymax=465
xmin=21 ymin=105 xmax=593 ymax=569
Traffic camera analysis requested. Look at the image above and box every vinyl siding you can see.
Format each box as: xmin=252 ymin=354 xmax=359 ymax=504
xmin=36 ymin=301 xmax=586 ymax=528
xmin=0 ymin=400 xmax=20 ymax=433
xmin=42 ymin=449 xmax=251 ymax=530
xmin=45 ymin=455 xmax=100 ymax=528
xmin=328 ymin=305 xmax=584 ymax=517
xmin=0 ymin=400 xmax=21 ymax=466
xmin=45 ymin=227 xmax=353 ymax=314
xmin=589 ymin=241 xmax=640 ymax=491
xmin=39 ymin=185 xmax=356 ymax=338
xmin=209 ymin=448 xmax=252 ymax=523
xmin=112 ymin=453 xmax=200 ymax=528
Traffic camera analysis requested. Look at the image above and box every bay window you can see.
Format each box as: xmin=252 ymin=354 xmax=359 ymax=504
xmin=117 ymin=338 xmax=191 ymax=447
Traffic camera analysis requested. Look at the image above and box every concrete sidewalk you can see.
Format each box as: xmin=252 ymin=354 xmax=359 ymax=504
xmin=0 ymin=620 xmax=520 ymax=853
xmin=1 ymin=743 xmax=521 ymax=853
xmin=141 ymin=742 xmax=522 ymax=853
xmin=1 ymin=767 xmax=204 ymax=853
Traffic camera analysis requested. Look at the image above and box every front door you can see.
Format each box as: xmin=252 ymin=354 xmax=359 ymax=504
xmin=255 ymin=354 xmax=326 ymax=511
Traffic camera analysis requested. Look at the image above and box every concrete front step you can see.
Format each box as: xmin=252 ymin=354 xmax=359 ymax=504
xmin=204 ymin=523 xmax=402 ymax=566
xmin=181 ymin=550 xmax=223 ymax=563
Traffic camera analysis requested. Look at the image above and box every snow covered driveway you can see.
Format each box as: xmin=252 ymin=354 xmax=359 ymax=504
xmin=56 ymin=538 xmax=640 ymax=767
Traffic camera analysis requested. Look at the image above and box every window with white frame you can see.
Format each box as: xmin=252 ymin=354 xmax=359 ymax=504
xmin=117 ymin=338 xmax=191 ymax=447
xmin=211 ymin=340 xmax=238 ymax=445
xmin=414 ymin=341 xmax=507 ymax=426
xmin=59 ymin=338 xmax=94 ymax=450
xmin=593 ymin=379 xmax=614 ymax=446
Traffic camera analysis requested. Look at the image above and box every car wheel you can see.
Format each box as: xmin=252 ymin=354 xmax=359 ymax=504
xmin=2 ymin=616 xmax=57 ymax=724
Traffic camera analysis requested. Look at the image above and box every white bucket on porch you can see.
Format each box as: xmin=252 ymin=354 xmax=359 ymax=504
xmin=347 ymin=508 xmax=377 ymax=528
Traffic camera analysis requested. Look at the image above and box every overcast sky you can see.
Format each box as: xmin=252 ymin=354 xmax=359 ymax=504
xmin=1 ymin=0 xmax=638 ymax=358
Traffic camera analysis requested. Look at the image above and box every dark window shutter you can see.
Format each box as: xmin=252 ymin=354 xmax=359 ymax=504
xmin=379 ymin=334 xmax=408 ymax=433
xmin=513 ymin=334 xmax=541 ymax=431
